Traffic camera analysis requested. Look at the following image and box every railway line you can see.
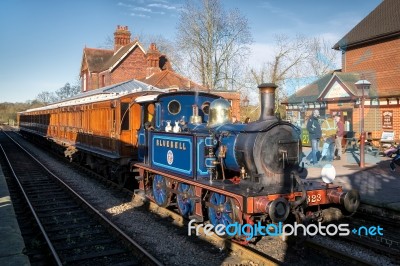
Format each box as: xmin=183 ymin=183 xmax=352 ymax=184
xmin=0 ymin=129 xmax=162 ymax=265
xmin=2 ymin=126 xmax=398 ymax=265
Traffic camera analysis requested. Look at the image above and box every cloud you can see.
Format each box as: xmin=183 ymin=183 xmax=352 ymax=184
xmin=248 ymin=42 xmax=276 ymax=68
xmin=133 ymin=7 xmax=152 ymax=12
xmin=130 ymin=12 xmax=150 ymax=18
xmin=148 ymin=3 xmax=177 ymax=10
xmin=118 ymin=1 xmax=174 ymax=17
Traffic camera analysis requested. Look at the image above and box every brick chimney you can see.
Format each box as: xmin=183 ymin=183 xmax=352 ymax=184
xmin=114 ymin=25 xmax=131 ymax=51
xmin=146 ymin=43 xmax=161 ymax=77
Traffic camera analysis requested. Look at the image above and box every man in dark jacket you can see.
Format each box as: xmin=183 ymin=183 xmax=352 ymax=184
xmin=306 ymin=110 xmax=322 ymax=165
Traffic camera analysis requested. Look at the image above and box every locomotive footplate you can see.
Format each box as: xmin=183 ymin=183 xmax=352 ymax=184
xmin=135 ymin=162 xmax=343 ymax=215
xmin=196 ymin=178 xmax=334 ymax=197
xmin=196 ymin=178 xmax=340 ymax=214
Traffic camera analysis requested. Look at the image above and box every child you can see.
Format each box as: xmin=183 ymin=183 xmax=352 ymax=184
xmin=321 ymin=136 xmax=335 ymax=162
xmin=388 ymin=145 xmax=400 ymax=171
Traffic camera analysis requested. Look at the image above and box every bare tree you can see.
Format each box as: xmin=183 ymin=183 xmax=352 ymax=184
xmin=250 ymin=35 xmax=339 ymax=106
xmin=307 ymin=37 xmax=340 ymax=76
xmin=56 ymin=83 xmax=80 ymax=101
xmin=176 ymin=0 xmax=252 ymax=90
xmin=36 ymin=91 xmax=57 ymax=104
xmin=250 ymin=35 xmax=309 ymax=106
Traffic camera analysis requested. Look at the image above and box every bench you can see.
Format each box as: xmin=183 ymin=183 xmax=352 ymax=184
xmin=344 ymin=131 xmax=358 ymax=151
xmin=379 ymin=131 xmax=395 ymax=152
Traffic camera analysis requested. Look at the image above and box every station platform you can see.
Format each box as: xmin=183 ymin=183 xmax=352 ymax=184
xmin=301 ymin=147 xmax=400 ymax=212
xmin=0 ymin=164 xmax=30 ymax=266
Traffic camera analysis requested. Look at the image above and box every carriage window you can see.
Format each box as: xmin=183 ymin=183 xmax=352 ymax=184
xmin=201 ymin=102 xmax=210 ymax=115
xmin=121 ymin=102 xmax=130 ymax=130
xmin=147 ymin=104 xmax=155 ymax=123
xmin=168 ymin=100 xmax=181 ymax=115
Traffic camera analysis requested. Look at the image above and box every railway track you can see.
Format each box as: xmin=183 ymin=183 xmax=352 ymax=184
xmin=0 ymin=130 xmax=162 ymax=265
xmin=337 ymin=204 xmax=400 ymax=261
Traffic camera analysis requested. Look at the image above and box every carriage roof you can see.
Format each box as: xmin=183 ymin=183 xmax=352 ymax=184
xmin=22 ymin=79 xmax=164 ymax=113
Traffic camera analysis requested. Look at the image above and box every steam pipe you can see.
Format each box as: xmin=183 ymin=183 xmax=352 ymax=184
xmin=258 ymin=83 xmax=277 ymax=121
xmin=291 ymin=171 xmax=307 ymax=209
xmin=327 ymin=189 xmax=360 ymax=213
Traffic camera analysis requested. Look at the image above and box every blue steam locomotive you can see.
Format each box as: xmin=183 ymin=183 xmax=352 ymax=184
xmin=133 ymin=83 xmax=360 ymax=242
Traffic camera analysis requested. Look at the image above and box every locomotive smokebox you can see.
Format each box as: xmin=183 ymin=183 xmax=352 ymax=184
xmin=258 ymin=83 xmax=277 ymax=121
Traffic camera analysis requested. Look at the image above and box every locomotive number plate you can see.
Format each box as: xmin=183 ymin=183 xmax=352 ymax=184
xmin=306 ymin=190 xmax=326 ymax=204
xmin=307 ymin=193 xmax=322 ymax=203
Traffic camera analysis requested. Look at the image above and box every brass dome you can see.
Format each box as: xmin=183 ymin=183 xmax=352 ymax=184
xmin=207 ymin=98 xmax=231 ymax=127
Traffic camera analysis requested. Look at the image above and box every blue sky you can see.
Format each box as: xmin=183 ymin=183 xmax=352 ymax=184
xmin=0 ymin=0 xmax=382 ymax=102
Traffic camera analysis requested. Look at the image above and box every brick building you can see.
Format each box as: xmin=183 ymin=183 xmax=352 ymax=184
xmin=79 ymin=25 xmax=241 ymax=118
xmin=284 ymin=0 xmax=400 ymax=143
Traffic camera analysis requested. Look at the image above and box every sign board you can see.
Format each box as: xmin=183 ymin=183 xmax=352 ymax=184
xmin=301 ymin=128 xmax=310 ymax=147
xmin=382 ymin=111 xmax=393 ymax=129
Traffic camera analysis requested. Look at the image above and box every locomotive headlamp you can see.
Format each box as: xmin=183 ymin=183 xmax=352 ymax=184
xmin=321 ymin=164 xmax=336 ymax=184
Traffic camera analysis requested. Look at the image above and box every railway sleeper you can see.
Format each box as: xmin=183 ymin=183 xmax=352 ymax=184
xmin=48 ymin=228 xmax=105 ymax=241
xmin=44 ymin=221 xmax=98 ymax=232
xmin=53 ymin=238 xmax=117 ymax=251
xmin=62 ymin=249 xmax=128 ymax=264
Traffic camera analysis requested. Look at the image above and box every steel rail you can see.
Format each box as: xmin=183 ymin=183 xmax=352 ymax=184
xmin=132 ymin=194 xmax=280 ymax=266
xmin=0 ymin=144 xmax=63 ymax=266
xmin=2 ymin=130 xmax=163 ymax=266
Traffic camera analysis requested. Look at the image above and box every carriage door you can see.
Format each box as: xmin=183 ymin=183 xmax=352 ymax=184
xmin=119 ymin=101 xmax=141 ymax=159
xmin=138 ymin=103 xmax=155 ymax=163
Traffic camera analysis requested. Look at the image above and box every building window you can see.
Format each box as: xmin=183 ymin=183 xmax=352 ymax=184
xmin=83 ymin=73 xmax=87 ymax=92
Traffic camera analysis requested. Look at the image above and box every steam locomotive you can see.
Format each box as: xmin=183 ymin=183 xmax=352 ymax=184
xmin=18 ymin=81 xmax=360 ymax=243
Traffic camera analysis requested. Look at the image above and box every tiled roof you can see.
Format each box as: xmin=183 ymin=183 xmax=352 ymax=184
xmin=83 ymin=48 xmax=114 ymax=72
xmin=102 ymin=41 xmax=145 ymax=71
xmin=83 ymin=41 xmax=146 ymax=73
xmin=333 ymin=0 xmax=400 ymax=49
xmin=140 ymin=70 xmax=208 ymax=91
xmin=283 ymin=72 xmax=383 ymax=104
xmin=284 ymin=73 xmax=334 ymax=104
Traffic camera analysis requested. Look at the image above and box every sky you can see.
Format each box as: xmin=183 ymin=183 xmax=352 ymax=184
xmin=0 ymin=0 xmax=383 ymax=103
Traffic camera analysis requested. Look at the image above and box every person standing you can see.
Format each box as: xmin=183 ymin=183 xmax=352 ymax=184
xmin=232 ymin=115 xmax=240 ymax=124
xmin=306 ymin=110 xmax=322 ymax=165
xmin=334 ymin=115 xmax=344 ymax=160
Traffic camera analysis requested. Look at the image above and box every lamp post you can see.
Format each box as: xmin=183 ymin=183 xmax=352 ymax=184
xmin=299 ymin=98 xmax=307 ymax=113
xmin=241 ymin=96 xmax=249 ymax=121
xmin=242 ymin=96 xmax=249 ymax=107
xmin=355 ymin=79 xmax=371 ymax=168
xmin=299 ymin=98 xmax=307 ymax=127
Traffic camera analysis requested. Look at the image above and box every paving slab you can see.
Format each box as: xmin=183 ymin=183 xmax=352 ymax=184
xmin=301 ymin=147 xmax=400 ymax=212
xmin=0 ymin=164 xmax=30 ymax=265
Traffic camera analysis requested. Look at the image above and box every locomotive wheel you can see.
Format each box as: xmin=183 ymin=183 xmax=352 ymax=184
xmin=176 ymin=183 xmax=195 ymax=217
xmin=208 ymin=192 xmax=242 ymax=239
xmin=152 ymin=175 xmax=171 ymax=207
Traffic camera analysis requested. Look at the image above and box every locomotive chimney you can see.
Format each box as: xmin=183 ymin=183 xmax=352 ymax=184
xmin=258 ymin=83 xmax=277 ymax=120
